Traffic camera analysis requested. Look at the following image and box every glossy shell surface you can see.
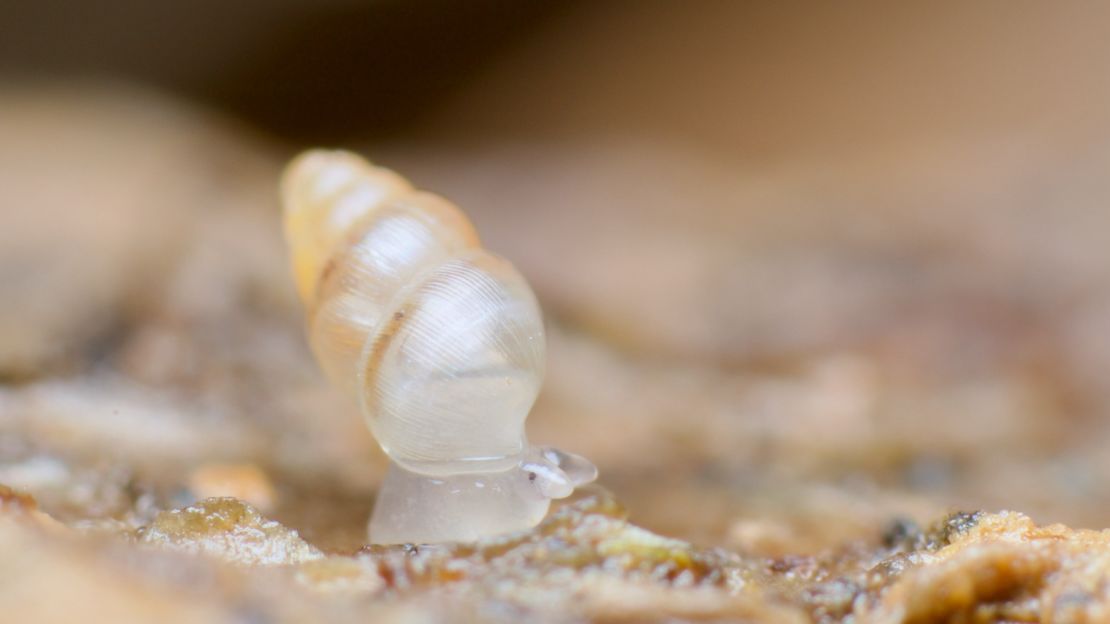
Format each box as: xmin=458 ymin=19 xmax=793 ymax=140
xmin=282 ymin=150 xmax=546 ymax=473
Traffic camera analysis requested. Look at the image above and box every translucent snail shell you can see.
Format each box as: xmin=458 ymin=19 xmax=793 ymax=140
xmin=281 ymin=150 xmax=596 ymax=544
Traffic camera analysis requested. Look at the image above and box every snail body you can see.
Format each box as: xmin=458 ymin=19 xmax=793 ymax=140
xmin=281 ymin=150 xmax=595 ymax=543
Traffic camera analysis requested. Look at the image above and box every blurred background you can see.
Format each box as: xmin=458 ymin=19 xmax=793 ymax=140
xmin=3 ymin=0 xmax=1110 ymax=554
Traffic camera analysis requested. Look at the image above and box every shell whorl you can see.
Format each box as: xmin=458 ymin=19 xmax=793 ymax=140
xmin=281 ymin=150 xmax=546 ymax=474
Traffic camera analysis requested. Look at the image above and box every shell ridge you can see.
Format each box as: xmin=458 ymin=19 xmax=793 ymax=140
xmin=354 ymin=248 xmax=468 ymax=430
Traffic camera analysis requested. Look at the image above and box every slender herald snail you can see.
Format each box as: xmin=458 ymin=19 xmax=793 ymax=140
xmin=280 ymin=149 xmax=597 ymax=544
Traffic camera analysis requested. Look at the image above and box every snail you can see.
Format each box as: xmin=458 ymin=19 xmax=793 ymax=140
xmin=280 ymin=149 xmax=597 ymax=544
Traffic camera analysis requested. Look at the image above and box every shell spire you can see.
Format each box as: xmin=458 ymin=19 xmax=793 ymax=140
xmin=280 ymin=149 xmax=596 ymax=544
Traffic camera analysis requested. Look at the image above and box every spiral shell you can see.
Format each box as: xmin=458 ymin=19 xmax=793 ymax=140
xmin=281 ymin=150 xmax=546 ymax=475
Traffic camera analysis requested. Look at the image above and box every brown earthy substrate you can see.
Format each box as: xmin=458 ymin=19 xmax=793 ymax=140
xmin=6 ymin=65 xmax=1110 ymax=622
xmin=2 ymin=483 xmax=1108 ymax=623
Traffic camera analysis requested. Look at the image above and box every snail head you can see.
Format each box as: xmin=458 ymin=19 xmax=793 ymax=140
xmin=519 ymin=446 xmax=598 ymax=500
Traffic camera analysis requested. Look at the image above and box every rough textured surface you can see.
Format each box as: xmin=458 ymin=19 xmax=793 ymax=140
xmin=140 ymin=498 xmax=323 ymax=565
xmin=5 ymin=486 xmax=1110 ymax=622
